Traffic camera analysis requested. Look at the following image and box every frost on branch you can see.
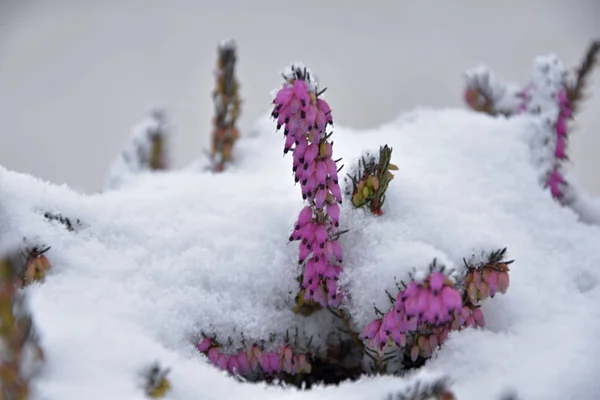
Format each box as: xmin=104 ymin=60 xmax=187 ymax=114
xmin=272 ymin=63 xmax=343 ymax=312
xmin=0 ymin=257 xmax=44 ymax=399
xmin=210 ymin=39 xmax=241 ymax=172
xmin=344 ymin=145 xmax=398 ymax=215
xmin=104 ymin=108 xmax=169 ymax=190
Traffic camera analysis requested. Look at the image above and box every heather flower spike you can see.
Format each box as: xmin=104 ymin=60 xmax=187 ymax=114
xmin=196 ymin=335 xmax=312 ymax=379
xmin=345 ymin=145 xmax=398 ymax=215
xmin=272 ymin=63 xmax=344 ymax=312
xmin=211 ymin=39 xmax=241 ymax=172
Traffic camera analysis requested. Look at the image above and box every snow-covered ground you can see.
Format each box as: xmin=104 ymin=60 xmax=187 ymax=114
xmin=1 ymin=107 xmax=600 ymax=399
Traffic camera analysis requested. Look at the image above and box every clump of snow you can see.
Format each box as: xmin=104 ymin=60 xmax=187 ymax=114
xmin=1 ymin=108 xmax=600 ymax=399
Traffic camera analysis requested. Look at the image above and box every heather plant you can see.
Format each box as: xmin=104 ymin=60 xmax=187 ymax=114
xmin=361 ymin=250 xmax=511 ymax=373
xmin=194 ymin=64 xmax=514 ymax=387
xmin=344 ymin=145 xmax=398 ymax=215
xmin=104 ymin=108 xmax=169 ymax=190
xmin=463 ymin=42 xmax=599 ymax=207
xmin=210 ymin=39 xmax=241 ymax=172
xmin=0 ymin=258 xmax=44 ymax=399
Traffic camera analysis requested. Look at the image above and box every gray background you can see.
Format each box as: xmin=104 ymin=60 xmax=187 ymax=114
xmin=1 ymin=0 xmax=598 ymax=194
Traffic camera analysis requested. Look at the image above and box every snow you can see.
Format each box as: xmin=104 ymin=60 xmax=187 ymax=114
xmin=1 ymin=107 xmax=600 ymax=399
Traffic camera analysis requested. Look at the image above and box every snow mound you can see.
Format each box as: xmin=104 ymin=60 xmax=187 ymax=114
xmin=1 ymin=108 xmax=600 ymax=399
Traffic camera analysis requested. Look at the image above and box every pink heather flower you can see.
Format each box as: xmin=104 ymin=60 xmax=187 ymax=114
xmin=472 ymin=307 xmax=485 ymax=327
xmin=547 ymin=168 xmax=565 ymax=198
xmin=362 ymin=319 xmax=382 ymax=339
xmin=208 ymin=347 xmax=220 ymax=364
xmin=327 ymin=202 xmax=340 ymax=227
xmin=557 ymin=90 xmax=569 ymax=106
xmin=236 ymin=351 xmax=249 ymax=375
xmin=429 ymin=272 xmax=444 ymax=294
xmin=261 ymin=353 xmax=271 ymax=374
xmin=217 ymin=354 xmax=228 ymax=371
xmin=268 ymin=352 xmax=280 ymax=373
xmin=556 ymin=117 xmax=567 ymax=137
xmin=555 ymin=135 xmax=566 ymax=159
xmin=227 ymin=356 xmax=239 ymax=374
xmin=197 ymin=337 xmax=212 ymax=352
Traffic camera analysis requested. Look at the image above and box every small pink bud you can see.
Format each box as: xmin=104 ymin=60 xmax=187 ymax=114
xmin=325 ymin=158 xmax=339 ymax=182
xmin=227 ymin=356 xmax=239 ymax=374
xmin=314 ymin=224 xmax=328 ymax=246
xmin=473 ymin=307 xmax=485 ymax=327
xmin=217 ymin=354 xmax=228 ymax=371
xmin=324 ymin=264 xmax=342 ymax=279
xmin=327 ymin=202 xmax=340 ymax=227
xmin=330 ymin=240 xmax=343 ymax=262
xmin=410 ymin=345 xmax=420 ymax=362
xmin=274 ymin=86 xmax=293 ymax=105
xmin=315 ymin=160 xmax=327 ymax=186
xmin=208 ymin=347 xmax=220 ymax=364
xmin=362 ymin=319 xmax=382 ymax=339
xmin=237 ymin=352 xmax=249 ymax=375
xmin=315 ymin=187 xmax=327 ymax=208
xmin=269 ymin=352 xmax=280 ymax=372
xmin=197 ymin=338 xmax=212 ymax=353
xmin=429 ymin=272 xmax=444 ymax=294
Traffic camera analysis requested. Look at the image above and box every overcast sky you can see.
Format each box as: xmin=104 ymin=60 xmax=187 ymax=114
xmin=1 ymin=0 xmax=599 ymax=194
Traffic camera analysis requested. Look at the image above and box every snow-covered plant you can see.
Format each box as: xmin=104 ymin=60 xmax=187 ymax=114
xmin=104 ymin=108 xmax=169 ymax=190
xmin=196 ymin=336 xmax=312 ymax=379
xmin=142 ymin=362 xmax=170 ymax=398
xmin=463 ymin=42 xmax=599 ymax=209
xmin=210 ymin=39 xmax=241 ymax=172
xmin=0 ymin=258 xmax=44 ymax=399
xmin=386 ymin=377 xmax=456 ymax=400
xmin=272 ymin=64 xmax=343 ymax=311
xmin=344 ymin=145 xmax=398 ymax=215
xmin=362 ymin=250 xmax=512 ymax=372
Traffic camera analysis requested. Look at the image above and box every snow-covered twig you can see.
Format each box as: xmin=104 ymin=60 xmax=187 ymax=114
xmin=210 ymin=39 xmax=241 ymax=172
xmin=104 ymin=108 xmax=169 ymax=191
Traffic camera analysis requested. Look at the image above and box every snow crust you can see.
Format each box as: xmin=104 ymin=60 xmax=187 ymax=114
xmin=1 ymin=108 xmax=600 ymax=399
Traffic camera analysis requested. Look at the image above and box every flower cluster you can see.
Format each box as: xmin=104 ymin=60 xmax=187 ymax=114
xmin=211 ymin=39 xmax=241 ymax=172
xmin=197 ymin=337 xmax=312 ymax=377
xmin=362 ymin=250 xmax=513 ymax=367
xmin=460 ymin=248 xmax=512 ymax=330
xmin=344 ymin=145 xmax=398 ymax=215
xmin=272 ymin=64 xmax=343 ymax=309
xmin=362 ymin=263 xmax=462 ymax=363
